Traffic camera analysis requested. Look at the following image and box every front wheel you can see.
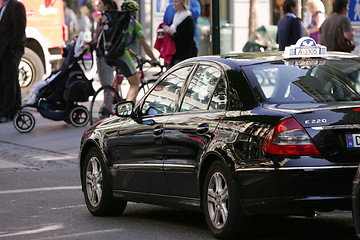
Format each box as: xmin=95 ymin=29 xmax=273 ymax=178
xmin=203 ymin=161 xmax=246 ymax=239
xmin=69 ymin=105 xmax=89 ymax=127
xmin=89 ymin=86 xmax=121 ymax=125
xmin=82 ymin=147 xmax=127 ymax=216
xmin=13 ymin=111 xmax=35 ymax=133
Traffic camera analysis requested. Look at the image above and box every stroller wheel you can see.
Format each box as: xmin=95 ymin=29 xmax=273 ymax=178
xmin=13 ymin=111 xmax=35 ymax=133
xmin=69 ymin=105 xmax=89 ymax=127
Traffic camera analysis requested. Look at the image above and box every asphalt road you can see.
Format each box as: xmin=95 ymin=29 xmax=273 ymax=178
xmin=0 ymin=92 xmax=357 ymax=239
xmin=0 ymin=106 xmax=212 ymax=240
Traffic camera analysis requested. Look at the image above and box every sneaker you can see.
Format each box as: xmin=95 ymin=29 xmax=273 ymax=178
xmin=23 ymin=93 xmax=37 ymax=105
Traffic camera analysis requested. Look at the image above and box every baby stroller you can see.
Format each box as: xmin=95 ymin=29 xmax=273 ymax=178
xmin=13 ymin=32 xmax=95 ymax=133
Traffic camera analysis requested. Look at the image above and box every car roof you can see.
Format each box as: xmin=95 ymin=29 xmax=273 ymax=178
xmin=182 ymin=37 xmax=360 ymax=69
xmin=182 ymin=51 xmax=360 ymax=69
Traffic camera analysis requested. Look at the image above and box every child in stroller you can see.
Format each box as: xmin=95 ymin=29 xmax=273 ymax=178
xmin=13 ymin=32 xmax=95 ymax=133
xmin=22 ymin=57 xmax=66 ymax=105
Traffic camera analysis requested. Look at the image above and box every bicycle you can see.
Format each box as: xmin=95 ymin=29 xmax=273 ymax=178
xmin=89 ymin=56 xmax=166 ymax=125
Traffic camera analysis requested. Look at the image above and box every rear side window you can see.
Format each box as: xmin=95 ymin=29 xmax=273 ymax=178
xmin=180 ymin=65 xmax=222 ymax=111
xmin=209 ymin=77 xmax=227 ymax=110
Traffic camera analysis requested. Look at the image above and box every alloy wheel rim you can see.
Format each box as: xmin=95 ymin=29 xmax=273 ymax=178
xmin=86 ymin=156 xmax=103 ymax=207
xmin=207 ymin=171 xmax=229 ymax=229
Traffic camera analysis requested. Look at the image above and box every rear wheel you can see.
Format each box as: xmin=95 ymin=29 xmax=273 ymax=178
xmin=69 ymin=105 xmax=89 ymax=127
xmin=89 ymin=86 xmax=121 ymax=125
xmin=82 ymin=147 xmax=127 ymax=216
xmin=13 ymin=111 xmax=35 ymax=133
xmin=203 ymin=161 xmax=246 ymax=239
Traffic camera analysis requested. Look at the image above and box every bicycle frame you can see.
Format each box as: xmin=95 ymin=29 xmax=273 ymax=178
xmin=90 ymin=57 xmax=167 ymax=125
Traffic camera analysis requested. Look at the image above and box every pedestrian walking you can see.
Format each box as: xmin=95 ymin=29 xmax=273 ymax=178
xmin=85 ymin=0 xmax=117 ymax=88
xmin=319 ymin=0 xmax=355 ymax=52
xmin=91 ymin=0 xmax=101 ymax=33
xmin=307 ymin=0 xmax=326 ymax=43
xmin=64 ymin=0 xmax=78 ymax=45
xmin=162 ymin=0 xmax=197 ymax=67
xmin=276 ymin=0 xmax=304 ymax=51
xmin=0 ymin=0 xmax=26 ymax=123
xmin=163 ymin=0 xmax=200 ymax=50
xmin=76 ymin=5 xmax=92 ymax=42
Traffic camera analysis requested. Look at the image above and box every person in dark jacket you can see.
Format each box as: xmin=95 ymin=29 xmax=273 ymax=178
xmin=276 ymin=0 xmax=303 ymax=51
xmin=0 ymin=0 xmax=26 ymax=123
xmin=162 ymin=0 xmax=197 ymax=67
xmin=163 ymin=0 xmax=200 ymax=50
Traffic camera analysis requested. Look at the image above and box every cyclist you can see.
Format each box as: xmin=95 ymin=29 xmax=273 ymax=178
xmin=119 ymin=0 xmax=159 ymax=103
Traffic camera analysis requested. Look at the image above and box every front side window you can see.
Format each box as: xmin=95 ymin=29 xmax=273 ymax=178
xmin=180 ymin=65 xmax=221 ymax=111
xmin=141 ymin=66 xmax=193 ymax=115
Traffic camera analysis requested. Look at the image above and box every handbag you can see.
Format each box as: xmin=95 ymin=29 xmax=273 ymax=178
xmin=337 ymin=15 xmax=355 ymax=52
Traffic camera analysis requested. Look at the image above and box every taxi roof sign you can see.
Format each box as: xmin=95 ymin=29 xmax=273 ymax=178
xmin=283 ymin=37 xmax=327 ymax=59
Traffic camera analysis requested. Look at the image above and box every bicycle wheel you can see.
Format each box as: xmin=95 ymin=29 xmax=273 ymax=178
xmin=90 ymin=86 xmax=122 ymax=125
xmin=137 ymin=79 xmax=157 ymax=102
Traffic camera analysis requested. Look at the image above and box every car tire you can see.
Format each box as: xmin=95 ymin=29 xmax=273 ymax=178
xmin=82 ymin=147 xmax=127 ymax=216
xmin=203 ymin=161 xmax=246 ymax=239
xmin=19 ymin=48 xmax=44 ymax=98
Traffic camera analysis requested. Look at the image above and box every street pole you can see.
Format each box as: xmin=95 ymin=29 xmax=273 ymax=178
xmin=249 ymin=0 xmax=258 ymax=37
xmin=211 ymin=0 xmax=220 ymax=54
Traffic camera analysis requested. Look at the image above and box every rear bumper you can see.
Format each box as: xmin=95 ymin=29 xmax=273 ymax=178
xmin=352 ymin=174 xmax=360 ymax=239
xmin=235 ymin=164 xmax=358 ymax=215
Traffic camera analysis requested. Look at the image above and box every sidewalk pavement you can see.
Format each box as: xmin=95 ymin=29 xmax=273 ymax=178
xmin=0 ymin=110 xmax=85 ymax=170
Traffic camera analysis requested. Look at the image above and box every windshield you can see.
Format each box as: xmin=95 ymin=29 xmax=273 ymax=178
xmin=244 ymin=59 xmax=360 ymax=103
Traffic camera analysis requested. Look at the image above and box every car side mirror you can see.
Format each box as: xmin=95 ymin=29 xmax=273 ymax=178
xmin=115 ymin=101 xmax=134 ymax=117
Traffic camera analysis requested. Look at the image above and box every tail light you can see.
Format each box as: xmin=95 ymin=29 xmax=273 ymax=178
xmin=262 ymin=118 xmax=320 ymax=155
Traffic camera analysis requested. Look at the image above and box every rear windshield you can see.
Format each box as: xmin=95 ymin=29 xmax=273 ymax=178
xmin=243 ymin=59 xmax=360 ymax=103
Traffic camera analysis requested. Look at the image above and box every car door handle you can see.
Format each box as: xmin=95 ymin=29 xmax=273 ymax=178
xmin=153 ymin=126 xmax=163 ymax=136
xmin=196 ymin=123 xmax=209 ymax=134
xmin=142 ymin=119 xmax=156 ymax=125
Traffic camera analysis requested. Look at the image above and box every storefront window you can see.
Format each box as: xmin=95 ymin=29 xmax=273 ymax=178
xmin=197 ymin=0 xmax=232 ymax=55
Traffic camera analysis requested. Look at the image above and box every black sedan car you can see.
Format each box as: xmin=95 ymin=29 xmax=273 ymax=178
xmin=80 ymin=38 xmax=360 ymax=238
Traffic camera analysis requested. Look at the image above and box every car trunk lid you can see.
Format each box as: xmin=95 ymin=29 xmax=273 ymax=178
xmin=264 ymin=102 xmax=360 ymax=162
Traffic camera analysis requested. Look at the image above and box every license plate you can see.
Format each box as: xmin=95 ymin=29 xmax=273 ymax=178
xmin=346 ymin=134 xmax=360 ymax=148
xmin=295 ymin=47 xmax=320 ymax=56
